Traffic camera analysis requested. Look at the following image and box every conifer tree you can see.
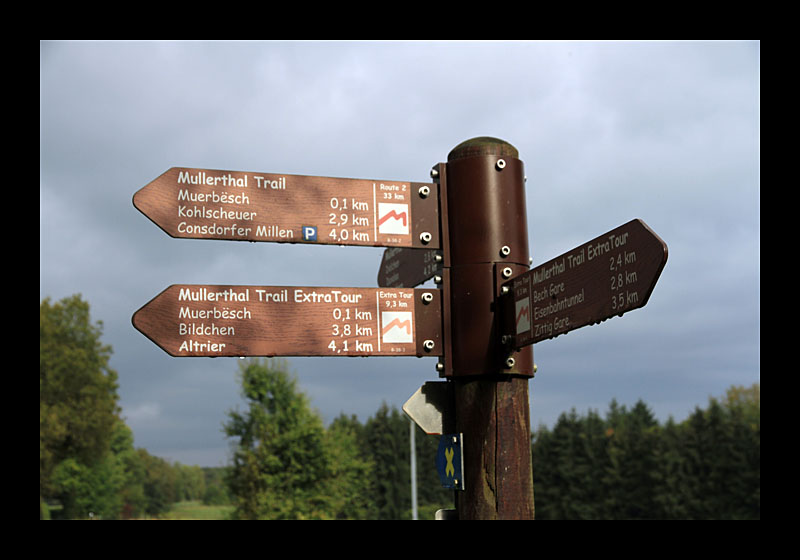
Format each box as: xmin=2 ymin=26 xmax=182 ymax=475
xmin=362 ymin=403 xmax=410 ymax=519
xmin=602 ymin=400 xmax=659 ymax=519
xmin=326 ymin=414 xmax=376 ymax=519
xmin=652 ymin=417 xmax=690 ymax=519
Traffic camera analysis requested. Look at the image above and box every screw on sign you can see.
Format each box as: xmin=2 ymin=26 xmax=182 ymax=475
xmin=502 ymin=218 xmax=668 ymax=348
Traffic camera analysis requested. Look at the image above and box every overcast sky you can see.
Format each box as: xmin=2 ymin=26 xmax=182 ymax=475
xmin=40 ymin=40 xmax=760 ymax=467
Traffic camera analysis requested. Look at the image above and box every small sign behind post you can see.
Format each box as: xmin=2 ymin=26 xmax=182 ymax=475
xmin=133 ymin=167 xmax=440 ymax=249
xmin=503 ymin=219 xmax=668 ymax=347
xmin=133 ymin=285 xmax=442 ymax=358
xmin=402 ymin=381 xmax=453 ymax=435
xmin=378 ymin=247 xmax=442 ymax=288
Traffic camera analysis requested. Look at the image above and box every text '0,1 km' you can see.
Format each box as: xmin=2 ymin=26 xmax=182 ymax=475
xmin=133 ymin=167 xmax=440 ymax=249
xmin=132 ymin=285 xmax=443 ymax=358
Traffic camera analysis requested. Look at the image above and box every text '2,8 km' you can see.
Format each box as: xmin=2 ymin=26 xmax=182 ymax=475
xmin=503 ymin=219 xmax=668 ymax=347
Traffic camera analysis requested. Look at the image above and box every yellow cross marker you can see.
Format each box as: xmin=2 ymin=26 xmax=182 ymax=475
xmin=445 ymin=447 xmax=455 ymax=477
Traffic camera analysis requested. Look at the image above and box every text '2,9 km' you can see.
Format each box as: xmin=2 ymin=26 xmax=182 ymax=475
xmin=133 ymin=167 xmax=440 ymax=249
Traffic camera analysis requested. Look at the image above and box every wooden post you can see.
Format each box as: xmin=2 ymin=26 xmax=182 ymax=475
xmin=438 ymin=137 xmax=535 ymax=519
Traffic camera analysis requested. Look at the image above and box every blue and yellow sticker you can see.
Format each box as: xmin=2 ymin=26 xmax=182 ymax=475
xmin=436 ymin=433 xmax=464 ymax=491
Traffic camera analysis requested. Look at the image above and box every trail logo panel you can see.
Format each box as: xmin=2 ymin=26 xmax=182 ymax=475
xmin=378 ymin=203 xmax=409 ymax=235
xmin=516 ymin=297 xmax=531 ymax=334
xmin=381 ymin=311 xmax=413 ymax=343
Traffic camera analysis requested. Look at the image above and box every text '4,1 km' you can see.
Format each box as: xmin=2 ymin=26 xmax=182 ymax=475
xmin=132 ymin=285 xmax=443 ymax=358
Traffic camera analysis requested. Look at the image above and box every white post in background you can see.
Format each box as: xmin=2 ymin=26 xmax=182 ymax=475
xmin=410 ymin=418 xmax=418 ymax=520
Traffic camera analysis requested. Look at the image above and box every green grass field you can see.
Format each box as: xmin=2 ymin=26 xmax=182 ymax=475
xmin=163 ymin=501 xmax=234 ymax=520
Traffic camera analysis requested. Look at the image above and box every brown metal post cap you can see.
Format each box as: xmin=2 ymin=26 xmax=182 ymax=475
xmin=447 ymin=137 xmax=519 ymax=161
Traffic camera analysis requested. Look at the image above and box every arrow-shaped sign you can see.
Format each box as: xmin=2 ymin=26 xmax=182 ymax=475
xmin=377 ymin=247 xmax=442 ymax=288
xmin=133 ymin=284 xmax=442 ymax=358
xmin=402 ymin=381 xmax=453 ymax=435
xmin=133 ymin=167 xmax=440 ymax=249
xmin=502 ymin=219 xmax=668 ymax=347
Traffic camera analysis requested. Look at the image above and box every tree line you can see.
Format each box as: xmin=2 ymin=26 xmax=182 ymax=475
xmin=40 ymin=295 xmax=223 ymax=519
xmin=40 ymin=295 xmax=448 ymax=519
xmin=41 ymin=294 xmax=759 ymax=519
xmin=531 ymin=384 xmax=759 ymax=519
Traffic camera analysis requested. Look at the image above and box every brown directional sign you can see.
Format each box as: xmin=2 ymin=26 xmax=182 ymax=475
xmin=502 ymin=219 xmax=667 ymax=347
xmin=133 ymin=167 xmax=440 ymax=249
xmin=132 ymin=285 xmax=442 ymax=358
xmin=377 ymin=247 xmax=442 ymax=288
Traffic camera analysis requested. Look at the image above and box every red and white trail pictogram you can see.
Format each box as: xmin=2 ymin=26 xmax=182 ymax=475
xmin=381 ymin=311 xmax=413 ymax=343
xmin=378 ymin=203 xmax=409 ymax=235
xmin=516 ymin=297 xmax=530 ymax=334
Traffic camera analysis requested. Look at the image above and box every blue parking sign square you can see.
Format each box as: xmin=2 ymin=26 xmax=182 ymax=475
xmin=302 ymin=226 xmax=317 ymax=242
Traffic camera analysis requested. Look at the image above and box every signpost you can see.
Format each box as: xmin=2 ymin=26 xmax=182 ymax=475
xmin=132 ymin=138 xmax=669 ymax=520
xmin=133 ymin=284 xmax=442 ymax=358
xmin=501 ymin=219 xmax=668 ymax=348
xmin=133 ymin=167 xmax=440 ymax=249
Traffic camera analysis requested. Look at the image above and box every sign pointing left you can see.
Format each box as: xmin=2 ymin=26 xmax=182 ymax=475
xmin=132 ymin=284 xmax=442 ymax=358
xmin=133 ymin=167 xmax=440 ymax=249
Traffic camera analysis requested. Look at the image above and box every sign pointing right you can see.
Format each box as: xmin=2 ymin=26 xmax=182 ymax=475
xmin=502 ymin=219 xmax=668 ymax=348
